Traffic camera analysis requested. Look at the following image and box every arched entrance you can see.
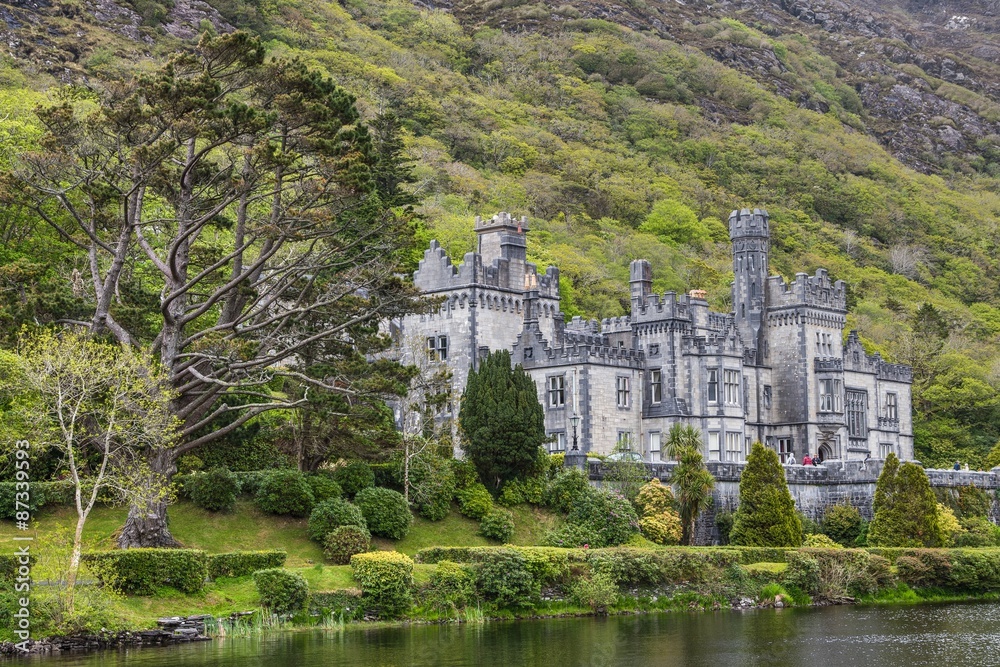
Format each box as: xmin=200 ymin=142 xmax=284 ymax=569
xmin=818 ymin=443 xmax=833 ymax=462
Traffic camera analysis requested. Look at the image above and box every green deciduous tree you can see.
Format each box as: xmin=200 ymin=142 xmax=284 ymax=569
xmin=730 ymin=442 xmax=802 ymax=547
xmin=7 ymin=329 xmax=176 ymax=611
xmin=458 ymin=350 xmax=545 ymax=493
xmin=867 ymin=453 xmax=944 ymax=547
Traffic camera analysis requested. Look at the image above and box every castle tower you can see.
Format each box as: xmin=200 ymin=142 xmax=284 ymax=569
xmin=630 ymin=259 xmax=652 ymax=312
xmin=475 ymin=212 xmax=528 ymax=291
xmin=729 ymin=208 xmax=770 ymax=360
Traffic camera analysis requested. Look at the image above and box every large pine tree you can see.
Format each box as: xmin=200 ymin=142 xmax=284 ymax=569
xmin=730 ymin=442 xmax=803 ymax=547
xmin=867 ymin=453 xmax=944 ymax=547
xmin=458 ymin=350 xmax=545 ymax=493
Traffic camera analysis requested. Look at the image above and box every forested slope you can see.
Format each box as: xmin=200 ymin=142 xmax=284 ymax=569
xmin=0 ymin=0 xmax=998 ymax=466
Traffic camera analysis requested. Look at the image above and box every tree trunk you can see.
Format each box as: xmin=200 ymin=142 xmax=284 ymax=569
xmin=116 ymin=450 xmax=180 ymax=548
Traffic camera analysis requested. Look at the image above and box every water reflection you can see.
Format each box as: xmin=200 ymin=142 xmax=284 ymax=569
xmin=27 ymin=602 xmax=1000 ymax=667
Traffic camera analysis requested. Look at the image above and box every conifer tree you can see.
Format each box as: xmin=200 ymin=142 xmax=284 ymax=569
xmin=458 ymin=350 xmax=546 ymax=493
xmin=868 ymin=453 xmax=944 ymax=547
xmin=730 ymin=442 xmax=803 ymax=547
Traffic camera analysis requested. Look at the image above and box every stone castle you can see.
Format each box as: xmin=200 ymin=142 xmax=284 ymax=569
xmin=392 ymin=209 xmax=914 ymax=465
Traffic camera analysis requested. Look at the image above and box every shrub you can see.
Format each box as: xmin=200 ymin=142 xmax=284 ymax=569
xmin=450 ymin=458 xmax=480 ymax=490
xmin=334 ymin=460 xmax=375 ymax=497
xmin=351 ymin=551 xmax=414 ymax=618
xmin=308 ymin=589 xmax=364 ymax=620
xmin=0 ymin=481 xmax=47 ymax=519
xmin=895 ymin=549 xmax=953 ymax=588
xmin=938 ymin=503 xmax=962 ymax=545
xmin=355 ymin=487 xmax=413 ymax=540
xmin=715 ymin=510 xmax=734 ymax=545
xmin=566 ymin=488 xmax=640 ymax=547
xmin=868 ymin=455 xmax=944 ymax=547
xmin=570 ymin=571 xmax=618 ymax=614
xmin=730 ymin=443 xmax=803 ymax=547
xmin=308 ymin=499 xmax=367 ymax=542
xmin=804 ymin=534 xmax=843 ymax=549
xmin=187 ymin=468 xmax=240 ymax=512
xmin=639 ymin=513 xmax=683 ymax=545
xmin=635 ymin=479 xmax=675 ymax=515
xmin=253 ymin=568 xmax=309 ymax=615
xmin=255 ymin=469 xmax=315 ymax=517
xmin=822 ymin=504 xmax=863 ymax=546
xmin=497 ymin=477 xmax=546 ymax=507
xmin=457 ymin=483 xmax=494 ymax=520
xmin=410 ymin=454 xmax=456 ymax=521
xmin=953 ymin=516 xmax=1000 ymax=547
xmin=480 ymin=508 xmax=515 ymax=542
xmin=476 ymin=548 xmax=538 ymax=607
xmin=83 ymin=549 xmax=207 ymax=595
xmin=543 ymin=468 xmax=590 ymax=513
xmin=323 ymin=525 xmax=372 ymax=564
xmin=425 ymin=560 xmax=476 ymax=612
xmin=785 ymin=549 xmax=891 ymax=599
xmin=207 ymin=551 xmax=286 ymax=579
xmin=371 ymin=461 xmax=401 ymax=490
xmin=783 ymin=551 xmax=820 ymax=595
xmin=543 ymin=522 xmax=602 ymax=548
xmin=306 ymin=475 xmax=343 ymax=503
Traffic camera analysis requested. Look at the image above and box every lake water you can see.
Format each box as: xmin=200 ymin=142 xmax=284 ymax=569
xmin=22 ymin=602 xmax=1000 ymax=666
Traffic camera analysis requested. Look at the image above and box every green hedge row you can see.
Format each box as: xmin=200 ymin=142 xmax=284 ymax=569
xmin=894 ymin=548 xmax=1000 ymax=591
xmin=207 ymin=551 xmax=287 ymax=579
xmin=82 ymin=549 xmax=207 ymax=595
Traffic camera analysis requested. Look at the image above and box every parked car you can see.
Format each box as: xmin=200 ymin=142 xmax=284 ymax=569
xmin=605 ymin=451 xmax=644 ymax=463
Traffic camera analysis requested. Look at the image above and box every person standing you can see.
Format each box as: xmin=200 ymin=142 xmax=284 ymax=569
xmin=802 ymin=453 xmax=812 ymax=466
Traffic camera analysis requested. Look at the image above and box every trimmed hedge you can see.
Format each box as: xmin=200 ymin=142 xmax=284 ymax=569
xmin=187 ymin=468 xmax=240 ymax=512
xmin=253 ymin=568 xmax=309 ymax=614
xmin=307 ymin=498 xmax=366 ymax=542
xmin=207 ymin=551 xmax=286 ymax=579
xmin=306 ymin=475 xmax=343 ymax=503
xmin=83 ymin=549 xmax=208 ymax=595
xmin=354 ymin=487 xmax=412 ymax=540
xmin=309 ymin=588 xmax=364 ymax=620
xmin=324 ymin=525 xmax=372 ymax=565
xmin=255 ymin=469 xmax=315 ymax=517
xmin=477 ymin=548 xmax=538 ymax=607
xmin=334 ymin=461 xmax=376 ymax=497
xmin=350 ymin=551 xmax=414 ymax=618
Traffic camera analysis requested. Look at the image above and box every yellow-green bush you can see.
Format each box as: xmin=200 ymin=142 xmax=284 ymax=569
xmin=350 ymin=551 xmax=414 ymax=618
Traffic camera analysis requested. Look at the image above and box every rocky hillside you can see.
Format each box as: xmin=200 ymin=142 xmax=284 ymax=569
xmin=0 ymin=0 xmax=998 ymax=467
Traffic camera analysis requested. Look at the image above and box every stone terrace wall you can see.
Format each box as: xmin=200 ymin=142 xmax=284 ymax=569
xmin=584 ymin=459 xmax=1000 ymax=545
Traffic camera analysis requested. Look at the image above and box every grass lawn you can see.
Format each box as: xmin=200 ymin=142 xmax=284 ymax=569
xmin=2 ymin=498 xmax=563 ymax=565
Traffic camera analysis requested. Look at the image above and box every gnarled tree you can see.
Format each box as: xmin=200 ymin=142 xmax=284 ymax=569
xmin=10 ymin=33 xmax=423 ymax=546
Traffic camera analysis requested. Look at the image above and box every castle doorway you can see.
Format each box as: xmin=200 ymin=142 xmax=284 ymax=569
xmin=818 ymin=444 xmax=833 ymax=462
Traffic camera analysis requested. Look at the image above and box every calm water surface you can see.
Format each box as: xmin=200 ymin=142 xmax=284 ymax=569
xmin=24 ymin=602 xmax=1000 ymax=666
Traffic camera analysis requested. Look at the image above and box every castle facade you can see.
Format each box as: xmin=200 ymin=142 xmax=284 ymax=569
xmin=393 ymin=210 xmax=913 ymax=463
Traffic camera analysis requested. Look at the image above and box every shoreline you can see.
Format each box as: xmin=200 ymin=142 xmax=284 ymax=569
xmin=5 ymin=588 xmax=998 ymax=658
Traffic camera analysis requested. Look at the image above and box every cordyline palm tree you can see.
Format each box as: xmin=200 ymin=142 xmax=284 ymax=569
xmin=664 ymin=423 xmax=702 ymax=461
xmin=670 ymin=430 xmax=715 ymax=545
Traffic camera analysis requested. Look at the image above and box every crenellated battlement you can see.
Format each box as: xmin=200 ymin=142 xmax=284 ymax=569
xmin=729 ymin=208 xmax=770 ymax=240
xmin=600 ymin=315 xmax=632 ymax=333
xmin=766 ymin=268 xmax=847 ymax=312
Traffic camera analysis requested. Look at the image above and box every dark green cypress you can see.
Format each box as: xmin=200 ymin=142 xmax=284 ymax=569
xmin=868 ymin=453 xmax=943 ymax=547
xmin=458 ymin=350 xmax=546 ymax=494
xmin=730 ymin=442 xmax=803 ymax=547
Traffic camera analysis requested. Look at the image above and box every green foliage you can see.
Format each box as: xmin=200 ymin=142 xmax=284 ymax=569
xmin=543 ymin=522 xmax=603 ymax=548
xmin=0 ymin=481 xmax=46 ymax=519
xmin=635 ymin=479 xmax=682 ymax=545
xmin=543 ymin=468 xmax=590 ymax=513
xmin=450 ymin=459 xmax=480 ymax=490
xmin=410 ymin=453 xmax=455 ymax=521
xmin=333 ymin=461 xmax=376 ymax=498
xmin=350 ymin=551 xmax=414 ymax=618
xmin=784 ymin=549 xmax=890 ymax=599
xmin=323 ymin=525 xmax=373 ymax=565
xmin=935 ymin=485 xmax=992 ymax=519
xmin=456 ymin=482 xmax=495 ymax=520
xmin=672 ymin=438 xmax=715 ymax=545
xmin=479 ymin=508 xmax=515 ymax=542
xmin=255 ymin=469 xmax=316 ymax=518
xmin=497 ymin=477 xmax=545 ymax=507
xmin=604 ymin=437 xmax=648 ymax=502
xmin=953 ymin=516 xmax=1000 ymax=547
xmin=640 ymin=199 xmax=723 ymax=245
xmin=459 ymin=350 xmax=546 ymax=493
xmin=307 ymin=498 xmax=367 ymax=542
xmin=354 ymin=487 xmax=413 ymax=540
xmin=868 ymin=454 xmax=944 ymax=547
xmin=570 ymin=571 xmax=618 ymax=614
xmin=207 ymin=551 xmax=287 ymax=579
xmin=714 ymin=511 xmax=734 ymax=545
xmin=566 ymin=488 xmax=640 ymax=547
xmin=730 ymin=443 xmax=803 ymax=547
xmin=822 ymin=504 xmax=864 ymax=546
xmin=253 ymin=569 xmax=309 ymax=615
xmin=82 ymin=549 xmax=207 ymax=595
xmin=424 ymin=560 xmax=476 ymax=612
xmin=475 ymin=548 xmax=538 ymax=607
xmin=187 ymin=468 xmax=240 ymax=513
xmin=804 ymin=534 xmax=843 ymax=548
xmin=306 ymin=475 xmax=343 ymax=503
